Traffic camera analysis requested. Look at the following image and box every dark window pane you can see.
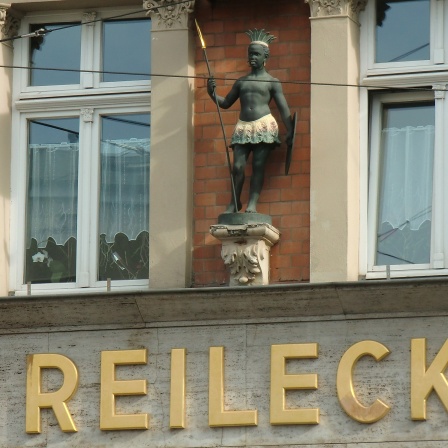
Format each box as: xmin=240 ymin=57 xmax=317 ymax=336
xmin=25 ymin=118 xmax=79 ymax=283
xmin=376 ymin=0 xmax=430 ymax=63
xmin=102 ymin=19 xmax=151 ymax=82
xmin=376 ymin=103 xmax=434 ymax=266
xmin=29 ymin=23 xmax=81 ymax=86
xmin=98 ymin=113 xmax=150 ymax=280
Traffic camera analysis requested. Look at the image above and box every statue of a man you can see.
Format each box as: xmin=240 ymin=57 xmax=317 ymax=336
xmin=207 ymin=29 xmax=293 ymax=214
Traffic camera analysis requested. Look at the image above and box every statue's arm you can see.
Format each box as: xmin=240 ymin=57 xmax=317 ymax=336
xmin=272 ymin=80 xmax=293 ymax=144
xmin=207 ymin=78 xmax=240 ymax=109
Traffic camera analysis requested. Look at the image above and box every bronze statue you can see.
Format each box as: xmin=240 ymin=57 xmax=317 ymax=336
xmin=207 ymin=29 xmax=293 ymax=214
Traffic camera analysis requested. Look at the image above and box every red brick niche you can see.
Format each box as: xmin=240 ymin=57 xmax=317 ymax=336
xmin=193 ymin=0 xmax=311 ymax=286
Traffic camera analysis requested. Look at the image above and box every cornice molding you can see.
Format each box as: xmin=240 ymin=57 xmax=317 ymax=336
xmin=305 ymin=0 xmax=367 ymax=21
xmin=143 ymin=0 xmax=195 ymax=31
xmin=0 ymin=3 xmax=21 ymax=44
xmin=5 ymin=277 xmax=448 ymax=331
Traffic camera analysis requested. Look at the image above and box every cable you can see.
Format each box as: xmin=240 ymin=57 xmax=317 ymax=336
xmin=0 ymin=0 xmax=194 ymax=44
xmin=0 ymin=0 xmax=442 ymax=92
xmin=0 ymin=1 xmax=443 ymax=92
xmin=389 ymin=42 xmax=430 ymax=63
xmin=376 ymin=250 xmax=415 ymax=264
xmin=103 ymin=116 xmax=150 ymax=128
xmin=0 ymin=0 xmax=442 ymax=93
xmin=0 ymin=63 xmax=441 ymax=92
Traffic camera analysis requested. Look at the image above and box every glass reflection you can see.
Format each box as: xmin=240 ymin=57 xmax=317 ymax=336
xmin=102 ymin=19 xmax=151 ymax=82
xmin=26 ymin=118 xmax=79 ymax=283
xmin=29 ymin=23 xmax=81 ymax=86
xmin=98 ymin=113 xmax=150 ymax=280
xmin=376 ymin=0 xmax=430 ymax=63
xmin=376 ymin=103 xmax=434 ymax=266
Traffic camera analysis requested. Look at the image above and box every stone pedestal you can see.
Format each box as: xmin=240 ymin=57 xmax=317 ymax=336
xmin=210 ymin=221 xmax=280 ymax=286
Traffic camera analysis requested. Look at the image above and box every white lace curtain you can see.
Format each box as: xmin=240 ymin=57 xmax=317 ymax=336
xmin=27 ymin=143 xmax=79 ymax=248
xmin=378 ymin=125 xmax=435 ymax=231
xmin=27 ymin=138 xmax=150 ymax=248
xmin=99 ymin=138 xmax=150 ymax=242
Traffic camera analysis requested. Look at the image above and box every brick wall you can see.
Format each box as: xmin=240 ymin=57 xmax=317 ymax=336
xmin=193 ymin=0 xmax=311 ymax=286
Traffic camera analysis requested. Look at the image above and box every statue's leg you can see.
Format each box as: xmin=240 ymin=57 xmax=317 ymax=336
xmin=224 ymin=144 xmax=250 ymax=213
xmin=246 ymin=143 xmax=272 ymax=213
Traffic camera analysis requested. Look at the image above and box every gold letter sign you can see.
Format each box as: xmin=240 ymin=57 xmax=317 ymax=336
xmin=270 ymin=343 xmax=319 ymax=425
xmin=100 ymin=349 xmax=148 ymax=430
xmin=209 ymin=346 xmax=258 ymax=427
xmin=170 ymin=348 xmax=186 ymax=429
xmin=411 ymin=338 xmax=448 ymax=420
xmin=337 ymin=340 xmax=391 ymax=423
xmin=26 ymin=353 xmax=79 ymax=433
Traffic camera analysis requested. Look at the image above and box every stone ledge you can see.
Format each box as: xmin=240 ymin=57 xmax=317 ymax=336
xmin=2 ymin=277 xmax=448 ymax=331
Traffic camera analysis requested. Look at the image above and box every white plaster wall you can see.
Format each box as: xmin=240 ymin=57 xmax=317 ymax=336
xmin=2 ymin=315 xmax=448 ymax=446
xmin=0 ymin=42 xmax=12 ymax=296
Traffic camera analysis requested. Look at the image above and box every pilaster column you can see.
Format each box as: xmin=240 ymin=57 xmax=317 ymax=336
xmin=305 ymin=0 xmax=366 ymax=282
xmin=0 ymin=4 xmax=19 ymax=294
xmin=143 ymin=0 xmax=195 ymax=288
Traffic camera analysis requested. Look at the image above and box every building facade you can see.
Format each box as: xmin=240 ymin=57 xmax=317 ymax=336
xmin=0 ymin=0 xmax=446 ymax=446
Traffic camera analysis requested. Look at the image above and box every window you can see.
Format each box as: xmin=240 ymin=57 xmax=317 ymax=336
xmin=367 ymin=93 xmax=437 ymax=275
xmin=375 ymin=0 xmax=430 ymax=64
xmin=360 ymin=0 xmax=448 ymax=278
xmin=11 ymin=8 xmax=151 ymax=294
xmin=363 ymin=0 xmax=437 ymax=72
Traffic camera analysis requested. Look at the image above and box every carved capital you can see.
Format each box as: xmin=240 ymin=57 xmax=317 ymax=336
xmin=81 ymin=108 xmax=94 ymax=122
xmin=305 ymin=0 xmax=367 ymax=21
xmin=82 ymin=12 xmax=97 ymax=26
xmin=0 ymin=4 xmax=7 ymax=27
xmin=143 ymin=0 xmax=195 ymax=31
xmin=0 ymin=4 xmax=21 ymax=43
xmin=433 ymin=84 xmax=447 ymax=100
xmin=210 ymin=223 xmax=280 ymax=286
xmin=221 ymin=241 xmax=264 ymax=286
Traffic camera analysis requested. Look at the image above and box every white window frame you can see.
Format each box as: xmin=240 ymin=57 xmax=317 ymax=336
xmin=14 ymin=8 xmax=151 ymax=100
xmin=361 ymin=0 xmax=442 ymax=77
xmin=10 ymin=7 xmax=151 ymax=295
xmin=365 ymin=91 xmax=448 ymax=279
xmin=360 ymin=0 xmax=448 ymax=279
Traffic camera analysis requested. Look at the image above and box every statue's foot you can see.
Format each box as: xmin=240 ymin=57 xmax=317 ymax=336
xmin=223 ymin=201 xmax=242 ymax=214
xmin=245 ymin=206 xmax=258 ymax=214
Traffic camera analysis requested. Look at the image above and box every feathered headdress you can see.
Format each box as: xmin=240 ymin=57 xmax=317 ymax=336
xmin=246 ymin=29 xmax=276 ymax=47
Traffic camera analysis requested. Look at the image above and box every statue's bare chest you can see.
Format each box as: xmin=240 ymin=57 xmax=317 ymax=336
xmin=239 ymin=79 xmax=272 ymax=98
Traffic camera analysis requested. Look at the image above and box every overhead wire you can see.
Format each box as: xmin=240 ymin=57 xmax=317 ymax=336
xmin=0 ymin=63 xmax=443 ymax=93
xmin=0 ymin=0 xmax=443 ymax=92
xmin=0 ymin=0 xmax=195 ymax=43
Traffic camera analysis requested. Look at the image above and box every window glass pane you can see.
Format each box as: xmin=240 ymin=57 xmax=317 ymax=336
xmin=376 ymin=102 xmax=434 ymax=266
xmin=29 ymin=23 xmax=81 ymax=86
xmin=98 ymin=113 xmax=150 ymax=280
xmin=102 ymin=19 xmax=151 ymax=82
xmin=376 ymin=0 xmax=430 ymax=63
xmin=26 ymin=118 xmax=79 ymax=284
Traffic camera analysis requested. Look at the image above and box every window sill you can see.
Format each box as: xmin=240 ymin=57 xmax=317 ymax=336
xmin=362 ymin=69 xmax=448 ymax=89
xmin=366 ymin=268 xmax=448 ymax=280
xmin=13 ymin=282 xmax=149 ymax=297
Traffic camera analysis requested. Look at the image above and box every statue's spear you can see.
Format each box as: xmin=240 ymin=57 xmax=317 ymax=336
xmin=195 ymin=20 xmax=239 ymax=213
